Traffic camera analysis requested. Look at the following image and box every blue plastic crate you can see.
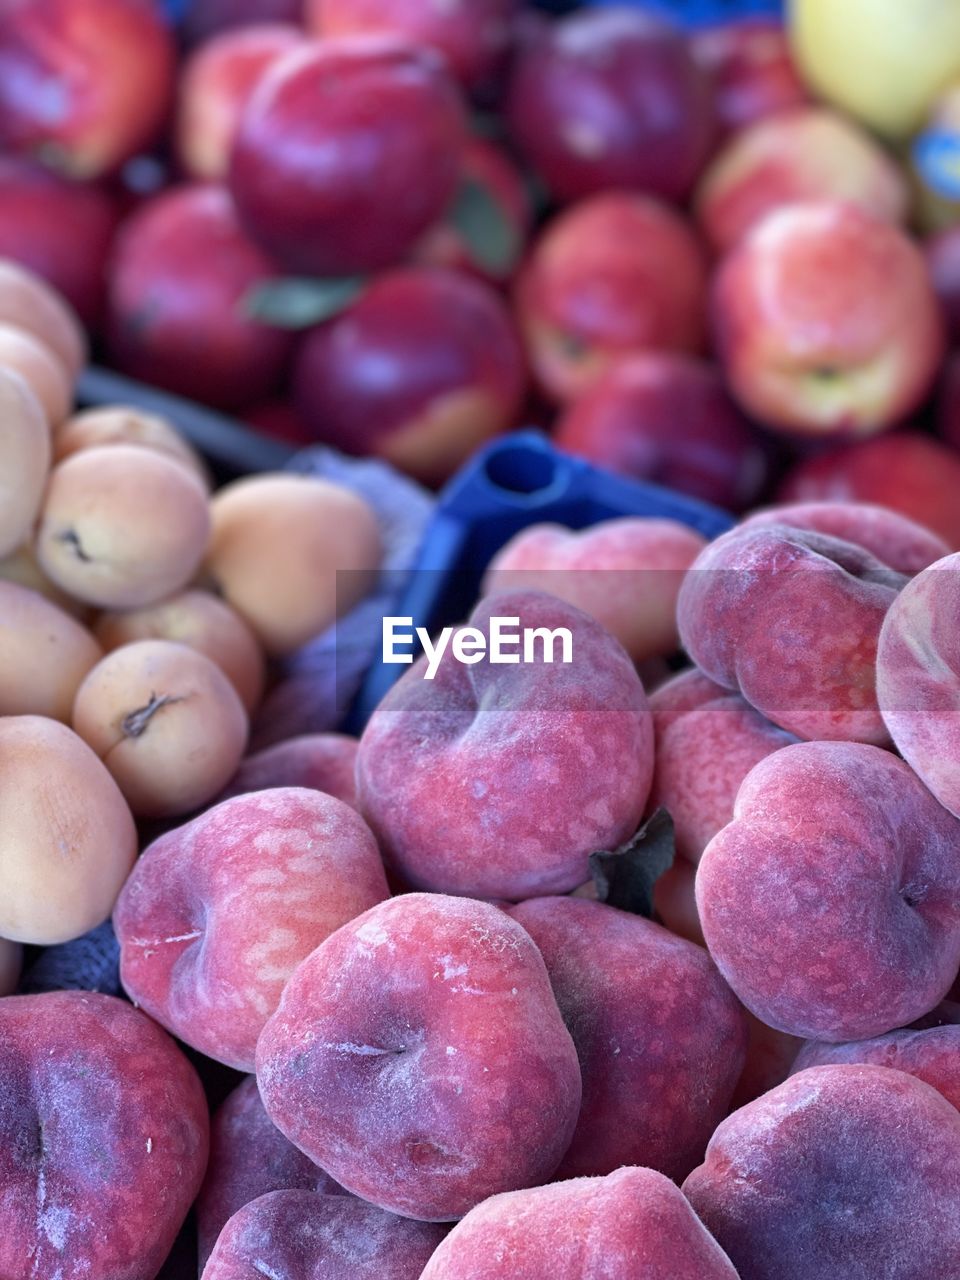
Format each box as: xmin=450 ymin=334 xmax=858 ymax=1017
xmin=348 ymin=432 xmax=733 ymax=726
xmin=581 ymin=0 xmax=783 ymax=23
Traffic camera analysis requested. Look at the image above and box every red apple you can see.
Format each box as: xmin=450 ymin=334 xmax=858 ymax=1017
xmin=307 ymin=0 xmax=518 ymax=93
xmin=506 ymin=7 xmax=715 ymax=204
xmin=176 ymin=23 xmax=306 ymax=181
xmin=0 ymin=0 xmax=176 ymax=179
xmin=554 ymin=353 xmax=771 ymax=512
xmin=293 ymin=266 xmax=526 ymax=485
xmin=690 ymin=18 xmax=808 ymax=139
xmin=696 ymin=108 xmax=910 ymax=255
xmin=106 ymin=183 xmax=293 ymax=410
xmin=184 ymin=0 xmax=305 ymax=43
xmin=778 ymin=431 xmax=960 ymax=549
xmin=713 ymin=202 xmax=945 ymax=438
xmin=927 ymin=226 xmax=960 ymax=345
xmin=229 ymin=38 xmax=467 ymax=275
xmin=516 ymin=192 xmax=708 ymax=404
xmin=0 ymin=156 xmax=118 ymax=326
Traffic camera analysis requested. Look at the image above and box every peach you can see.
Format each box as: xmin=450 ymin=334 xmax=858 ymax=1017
xmin=184 ymin=0 xmax=304 ymax=43
xmin=0 ymin=257 xmax=86 ymax=377
xmin=516 ymin=193 xmax=708 ymax=404
xmin=684 ymin=1065 xmax=960 ymax=1280
xmin=483 ymin=518 xmax=706 ymax=664
xmin=357 ymin=590 xmax=654 ymax=900
xmin=115 ymin=787 xmax=387 ymax=1069
xmin=197 ymin=1076 xmax=347 ymax=1271
xmin=509 ymin=896 xmax=747 ymax=1182
xmin=218 ymin=733 xmax=359 ymax=808
xmin=778 ymin=430 xmax=960 ymax=550
xmin=0 ymin=716 xmax=136 ymax=944
xmin=648 ymin=669 xmax=797 ymax=866
xmin=0 ymin=364 xmax=50 ymax=557
xmin=54 ymin=405 xmax=210 ymax=489
xmin=256 ymin=893 xmax=582 ymax=1221
xmin=696 ymin=108 xmax=909 ymax=254
xmin=293 ymin=267 xmax=527 ymax=487
xmin=690 ymin=18 xmax=808 ymax=138
xmin=202 ymin=1190 xmax=447 ymax=1279
xmin=729 ymin=1013 xmax=804 ymax=1111
xmin=0 ymin=321 xmax=71 ymax=427
xmin=741 ymin=499 xmax=950 ymax=574
xmin=0 ymin=990 xmax=208 ymax=1280
xmin=36 ymin=444 xmax=211 ymax=609
xmin=877 ymin=552 xmax=960 ymax=818
xmin=420 ymin=1167 xmax=740 ymax=1280
xmin=697 ymin=741 xmax=960 ymax=1041
xmin=0 ymin=581 xmax=102 ymax=721
xmin=0 ymin=541 xmax=87 ymax=617
xmin=793 ymin=1026 xmax=960 ymax=1111
xmin=0 ymin=939 xmax=21 ymax=996
xmin=713 ymin=202 xmax=945 ymax=439
xmin=73 ymin=639 xmax=248 ymax=819
xmin=176 ymin=23 xmax=305 ymax=181
xmin=95 ymin=589 xmax=265 ymax=714
xmin=677 ymin=522 xmax=906 ymax=743
xmin=927 ymin=225 xmax=960 ymax=344
xmin=652 ymin=856 xmax=704 ymax=947
xmin=205 ymin=473 xmax=381 ymax=657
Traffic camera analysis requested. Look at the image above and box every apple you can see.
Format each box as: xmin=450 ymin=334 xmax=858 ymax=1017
xmin=229 ymin=38 xmax=466 ymax=275
xmin=0 ymin=0 xmax=176 ymax=179
xmin=713 ymin=202 xmax=945 ymax=438
xmin=106 ymin=183 xmax=293 ymax=411
xmin=553 ymin=353 xmax=771 ymax=512
xmin=506 ymin=7 xmax=715 ymax=204
xmin=696 ymin=108 xmax=910 ymax=255
xmin=690 ymin=18 xmax=808 ymax=139
xmin=516 ymin=192 xmax=708 ymax=404
xmin=176 ymin=23 xmax=306 ymax=181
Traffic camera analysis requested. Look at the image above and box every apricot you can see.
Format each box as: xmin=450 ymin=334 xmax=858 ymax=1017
xmin=0 ymin=581 xmax=102 ymax=720
xmin=54 ymin=404 xmax=210 ymax=488
xmin=0 ymin=321 xmax=71 ymax=426
xmin=0 ymin=257 xmax=86 ymax=376
xmin=0 ymin=364 xmax=50 ymax=556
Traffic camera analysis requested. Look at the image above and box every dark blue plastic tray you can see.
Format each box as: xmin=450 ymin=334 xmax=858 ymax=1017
xmin=581 ymin=0 xmax=783 ymax=22
xmin=349 ymin=431 xmax=734 ymax=725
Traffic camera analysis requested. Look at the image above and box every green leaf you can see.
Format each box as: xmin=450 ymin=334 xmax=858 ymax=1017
xmin=449 ymin=175 xmax=522 ymax=277
xmin=589 ymin=808 xmax=676 ymax=919
xmin=243 ymin=277 xmax=367 ymax=329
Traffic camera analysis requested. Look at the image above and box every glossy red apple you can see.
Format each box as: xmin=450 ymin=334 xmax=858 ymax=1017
xmin=229 ymin=38 xmax=467 ymax=275
xmin=307 ymin=0 xmax=518 ymax=93
xmin=778 ymin=431 xmax=960 ymax=549
xmin=713 ymin=202 xmax=945 ymax=438
xmin=293 ymin=266 xmax=526 ymax=485
xmin=690 ymin=18 xmax=808 ymax=138
xmin=554 ymin=353 xmax=771 ymax=512
xmin=516 ymin=192 xmax=708 ymax=404
xmin=106 ymin=183 xmax=293 ymax=410
xmin=0 ymin=0 xmax=176 ymax=179
xmin=0 ymin=156 xmax=118 ymax=326
xmin=176 ymin=23 xmax=306 ymax=181
xmin=506 ymin=7 xmax=715 ymax=204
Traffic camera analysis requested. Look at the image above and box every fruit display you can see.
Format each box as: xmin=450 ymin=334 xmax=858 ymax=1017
xmin=3 ymin=2 xmax=960 ymax=1278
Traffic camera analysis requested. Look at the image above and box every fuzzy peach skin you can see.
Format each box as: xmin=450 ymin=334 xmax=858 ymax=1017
xmin=741 ymin=500 xmax=949 ymax=575
xmin=0 ymin=991 xmax=208 ymax=1280
xmin=0 ymin=581 xmax=102 ymax=720
xmin=419 ymin=1167 xmax=739 ymax=1280
xmin=793 ymin=1026 xmax=960 ymax=1111
xmin=696 ymin=107 xmax=909 ymax=254
xmin=218 ymin=734 xmax=359 ymax=808
xmin=197 ymin=1076 xmax=348 ymax=1272
xmin=697 ymin=741 xmax=960 ymax=1041
xmin=482 ymin=518 xmax=706 ymax=664
xmin=684 ymin=1064 xmax=960 ymax=1280
xmin=0 ymin=258 xmax=86 ymax=376
xmin=509 ymin=897 xmax=747 ymax=1182
xmin=205 ymin=474 xmax=382 ymax=657
xmin=0 ymin=716 xmax=136 ymax=944
xmin=877 ymin=553 xmax=960 ymax=818
xmin=95 ymin=589 xmax=265 ymax=714
xmin=0 ymin=365 xmax=50 ymax=557
xmin=54 ymin=405 xmax=210 ymax=488
xmin=73 ymin=639 xmax=248 ymax=819
xmin=0 ymin=321 xmax=72 ymax=426
xmin=649 ymin=669 xmax=797 ymax=865
xmin=712 ymin=202 xmax=945 ymax=438
xmin=729 ymin=1013 xmax=804 ymax=1111
xmin=202 ymin=1190 xmax=447 ymax=1280
xmin=356 ymin=590 xmax=653 ymax=901
xmin=256 ymin=893 xmax=582 ymax=1222
xmin=115 ymin=787 xmax=388 ymax=1070
xmin=677 ymin=522 xmax=906 ymax=743
xmin=36 ymin=444 xmax=211 ymax=609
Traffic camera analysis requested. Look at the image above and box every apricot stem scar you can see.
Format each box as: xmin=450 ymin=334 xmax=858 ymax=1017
xmin=122 ymin=693 xmax=185 ymax=738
